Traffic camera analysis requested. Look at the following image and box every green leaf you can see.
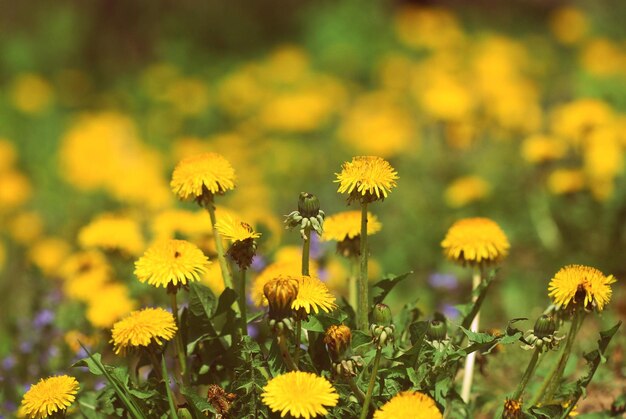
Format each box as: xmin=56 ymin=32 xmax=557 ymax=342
xmin=181 ymin=386 xmax=216 ymax=416
xmin=459 ymin=327 xmax=496 ymax=344
xmin=214 ymin=288 xmax=238 ymax=317
xmin=371 ymin=272 xmax=413 ymax=305
xmin=188 ymin=282 xmax=217 ymax=319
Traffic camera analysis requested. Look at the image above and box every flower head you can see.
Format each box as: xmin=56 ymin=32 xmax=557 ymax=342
xmin=324 ymin=324 xmax=352 ymax=359
xmin=441 ymin=217 xmax=510 ymax=267
xmin=78 ymin=213 xmax=145 ymax=256
xmin=374 ymin=391 xmax=442 ymax=419
xmin=170 ymin=152 xmax=236 ymax=201
xmin=111 ymin=307 xmax=178 ymax=355
xmin=21 ymin=375 xmax=79 ymax=419
xmin=548 ymin=265 xmax=616 ymax=311
xmin=262 ymin=371 xmax=339 ymax=418
xmin=292 ymin=275 xmax=337 ymax=316
xmin=215 ymin=215 xmax=261 ymax=243
xmin=335 ymin=156 xmax=398 ymax=203
xmin=264 ymin=276 xmax=299 ymax=320
xmin=322 ymin=210 xmax=382 ymax=242
xmin=134 ymin=239 xmax=210 ymax=289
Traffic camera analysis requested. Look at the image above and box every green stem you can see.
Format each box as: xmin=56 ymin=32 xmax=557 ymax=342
xmin=206 ymin=202 xmax=235 ymax=293
xmin=349 ymin=257 xmax=358 ymax=311
xmin=302 ymin=228 xmax=311 ymax=276
xmin=170 ymin=293 xmax=187 ymax=385
xmin=360 ymin=347 xmax=382 ymax=419
xmin=277 ymin=331 xmax=298 ymax=371
xmin=512 ymin=347 xmax=542 ymax=401
xmin=460 ymin=268 xmax=482 ymax=402
xmin=238 ymin=268 xmax=248 ymax=337
xmin=358 ymin=202 xmax=369 ymax=331
xmin=347 ymin=377 xmax=376 ymax=411
xmin=541 ymin=310 xmax=586 ymax=403
xmin=146 ymin=347 xmax=164 ymax=381
xmin=294 ymin=320 xmax=302 ymax=369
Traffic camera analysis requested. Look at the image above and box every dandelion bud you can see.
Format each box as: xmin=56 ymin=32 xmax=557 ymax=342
xmin=372 ymin=303 xmax=392 ymax=326
xmin=264 ymin=277 xmax=299 ymax=320
xmin=427 ymin=319 xmax=447 ymax=341
xmin=324 ymin=325 xmax=352 ymax=359
xmin=298 ymin=192 xmax=321 ymax=218
xmin=533 ymin=314 xmax=556 ymax=339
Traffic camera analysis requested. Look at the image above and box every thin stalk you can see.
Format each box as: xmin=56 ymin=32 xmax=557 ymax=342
xmin=511 ymin=347 xmax=542 ymax=401
xmin=206 ymin=202 xmax=235 ymax=292
xmin=349 ymin=257 xmax=358 ymax=311
xmin=238 ymin=268 xmax=248 ymax=337
xmin=359 ymin=347 xmax=382 ymax=419
xmin=541 ymin=310 xmax=586 ymax=403
xmin=347 ymin=377 xmax=376 ymax=411
xmin=357 ymin=202 xmax=369 ymax=331
xmin=294 ymin=320 xmax=302 ymax=368
xmin=277 ymin=331 xmax=298 ymax=371
xmin=460 ymin=268 xmax=482 ymax=403
xmin=170 ymin=293 xmax=187 ymax=385
xmin=161 ymin=355 xmax=180 ymax=419
xmin=302 ymin=229 xmax=311 ymax=276
xmin=146 ymin=347 xmax=164 ymax=381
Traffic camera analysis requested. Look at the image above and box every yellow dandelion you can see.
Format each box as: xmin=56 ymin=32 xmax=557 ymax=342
xmin=215 ymin=215 xmax=261 ymax=243
xmin=250 ymin=259 xmax=318 ymax=307
xmin=548 ymin=265 xmax=616 ymax=311
xmin=521 ymin=135 xmax=566 ymax=164
xmin=60 ymin=250 xmax=112 ymax=301
xmin=86 ymin=283 xmax=136 ymax=328
xmin=335 ymin=156 xmax=399 ymax=202
xmin=262 ymin=371 xmax=339 ymax=418
xmin=78 ymin=214 xmax=145 ymax=256
xmin=21 ymin=375 xmax=79 ymax=419
xmin=374 ymin=391 xmax=442 ymax=419
xmin=441 ymin=218 xmax=510 ymax=266
xmin=292 ymin=275 xmax=337 ymax=315
xmin=321 ymin=211 xmax=382 ymax=242
xmin=111 ymin=307 xmax=178 ymax=355
xmin=0 ymin=170 xmax=32 ymax=210
xmin=170 ymin=152 xmax=236 ymax=200
xmin=134 ymin=240 xmax=210 ymax=288
xmin=28 ymin=237 xmax=71 ymax=277
xmin=444 ymin=176 xmax=490 ymax=208
xmin=201 ymin=263 xmax=226 ymax=296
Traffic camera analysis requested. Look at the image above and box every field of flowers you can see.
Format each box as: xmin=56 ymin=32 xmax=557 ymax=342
xmin=1 ymin=1 xmax=626 ymax=418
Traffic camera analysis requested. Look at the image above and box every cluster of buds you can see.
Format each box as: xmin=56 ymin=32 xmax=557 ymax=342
xmin=370 ymin=304 xmax=395 ymax=349
xmin=502 ymin=398 xmax=523 ymax=419
xmin=324 ymin=324 xmax=363 ymax=377
xmin=521 ymin=314 xmax=563 ymax=351
xmin=426 ymin=318 xmax=449 ymax=351
xmin=264 ymin=277 xmax=299 ymax=331
xmin=285 ymin=192 xmax=325 ymax=240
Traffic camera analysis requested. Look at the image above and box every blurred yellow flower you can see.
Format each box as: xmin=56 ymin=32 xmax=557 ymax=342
xmin=8 ymin=211 xmax=43 ymax=244
xmin=10 ymin=74 xmax=53 ymax=114
xmin=0 ymin=170 xmax=32 ymax=210
xmin=580 ymin=38 xmax=624 ymax=77
xmin=292 ymin=275 xmax=337 ymax=315
xmin=442 ymin=217 xmax=509 ymax=267
xmin=548 ymin=265 xmax=616 ymax=311
xmin=420 ymin=74 xmax=474 ymax=121
xmin=78 ymin=214 xmax=145 ymax=256
xmin=164 ymin=77 xmax=210 ymax=116
xmin=151 ymin=209 xmax=213 ymax=241
xmin=336 ymin=156 xmax=399 ymax=203
xmin=550 ymin=7 xmax=588 ymax=45
xmin=171 ymin=152 xmax=236 ymax=200
xmin=0 ymin=139 xmax=17 ymax=172
xmin=201 ymin=263 xmax=226 ymax=296
xmin=583 ymin=127 xmax=623 ymax=200
xmin=134 ymin=239 xmax=210 ymax=288
xmin=111 ymin=307 xmax=178 ymax=355
xmin=262 ymin=371 xmax=338 ymax=418
xmin=60 ymin=250 xmax=112 ymax=301
xmin=64 ymin=330 xmax=98 ymax=354
xmin=550 ymin=99 xmax=614 ymax=145
xmin=521 ymin=135 xmax=567 ymax=164
xmin=322 ymin=211 xmax=381 ymax=242
xmin=394 ymin=6 xmax=464 ymax=50
xmin=444 ymin=176 xmax=490 ymax=208
xmin=374 ymin=391 xmax=442 ymax=419
xmin=21 ymin=375 xmax=78 ymax=419
xmin=28 ymin=237 xmax=71 ymax=277
xmin=547 ymin=169 xmax=585 ymax=195
xmin=86 ymin=283 xmax=136 ymax=328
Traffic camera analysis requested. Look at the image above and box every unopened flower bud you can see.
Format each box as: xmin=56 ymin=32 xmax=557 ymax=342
xmin=324 ymin=324 xmax=352 ymax=360
xmin=503 ymin=398 xmax=522 ymax=419
xmin=298 ymin=192 xmax=320 ymax=218
xmin=372 ymin=303 xmax=392 ymax=326
xmin=427 ymin=319 xmax=447 ymax=341
xmin=533 ymin=314 xmax=556 ymax=339
xmin=264 ymin=277 xmax=299 ymax=320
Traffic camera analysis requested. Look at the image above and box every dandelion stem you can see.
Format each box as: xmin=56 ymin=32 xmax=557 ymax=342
xmin=302 ymin=228 xmax=311 ymax=276
xmin=206 ymin=202 xmax=235 ymax=294
xmin=358 ymin=202 xmax=369 ymax=331
xmin=512 ymin=346 xmax=542 ymax=401
xmin=349 ymin=257 xmax=358 ymax=312
xmin=539 ymin=310 xmax=585 ymax=403
xmin=170 ymin=292 xmax=187 ymax=385
xmin=347 ymin=377 xmax=376 ymax=411
xmin=238 ymin=268 xmax=248 ymax=337
xmin=360 ymin=347 xmax=382 ymax=419
xmin=460 ymin=267 xmax=482 ymax=403
xmin=277 ymin=330 xmax=298 ymax=371
xmin=294 ymin=320 xmax=302 ymax=368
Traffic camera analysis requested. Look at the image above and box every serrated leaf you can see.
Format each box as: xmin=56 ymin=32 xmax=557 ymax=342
xmin=371 ymin=272 xmax=413 ymax=305
xmin=188 ymin=282 xmax=217 ymax=319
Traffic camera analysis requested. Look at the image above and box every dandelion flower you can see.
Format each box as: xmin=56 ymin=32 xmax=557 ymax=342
xmin=548 ymin=265 xmax=616 ymax=311
xmin=262 ymin=371 xmax=339 ymax=418
xmin=374 ymin=391 xmax=442 ymax=419
xmin=21 ymin=375 xmax=79 ymax=419
xmin=86 ymin=284 xmax=136 ymax=328
xmin=134 ymin=239 xmax=210 ymax=288
xmin=170 ymin=152 xmax=236 ymax=200
xmin=215 ymin=215 xmax=261 ymax=242
xmin=250 ymin=260 xmax=317 ymax=307
xmin=321 ymin=211 xmax=382 ymax=242
xmin=444 ymin=176 xmax=490 ymax=208
xmin=111 ymin=307 xmax=178 ymax=355
xmin=441 ymin=217 xmax=510 ymax=266
xmin=78 ymin=214 xmax=145 ymax=256
xmin=292 ymin=275 xmax=337 ymax=315
xmin=335 ymin=156 xmax=398 ymax=203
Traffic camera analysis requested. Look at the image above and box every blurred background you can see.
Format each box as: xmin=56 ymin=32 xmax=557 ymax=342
xmin=1 ymin=0 xmax=626 ymax=415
